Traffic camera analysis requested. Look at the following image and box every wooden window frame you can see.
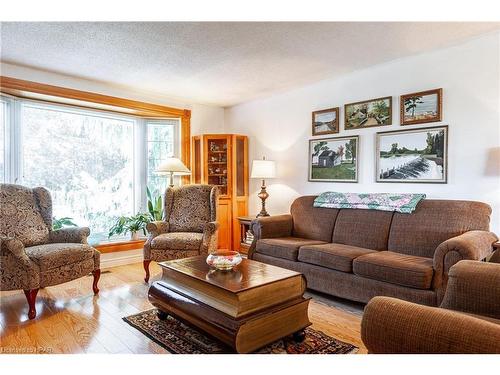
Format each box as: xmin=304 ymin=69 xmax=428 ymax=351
xmin=0 ymin=76 xmax=191 ymax=252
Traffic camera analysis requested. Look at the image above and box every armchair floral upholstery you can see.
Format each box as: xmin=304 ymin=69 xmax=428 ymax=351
xmin=0 ymin=184 xmax=100 ymax=319
xmin=143 ymin=184 xmax=219 ymax=282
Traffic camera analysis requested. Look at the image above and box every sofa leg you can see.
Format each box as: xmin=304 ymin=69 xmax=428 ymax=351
xmin=23 ymin=289 xmax=39 ymax=320
xmin=92 ymin=269 xmax=101 ymax=295
xmin=144 ymin=260 xmax=151 ymax=283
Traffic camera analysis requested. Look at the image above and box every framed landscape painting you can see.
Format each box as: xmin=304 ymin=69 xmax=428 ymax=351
xmin=312 ymin=107 xmax=339 ymax=136
xmin=309 ymin=136 xmax=359 ymax=182
xmin=376 ymin=125 xmax=448 ymax=183
xmin=344 ymin=96 xmax=392 ymax=130
xmin=401 ymin=88 xmax=442 ymax=125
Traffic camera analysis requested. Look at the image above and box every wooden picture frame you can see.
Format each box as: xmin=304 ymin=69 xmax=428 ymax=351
xmin=344 ymin=96 xmax=392 ymax=130
xmin=376 ymin=125 xmax=448 ymax=184
xmin=400 ymin=88 xmax=442 ymax=125
xmin=309 ymin=135 xmax=359 ymax=182
xmin=312 ymin=107 xmax=339 ymax=136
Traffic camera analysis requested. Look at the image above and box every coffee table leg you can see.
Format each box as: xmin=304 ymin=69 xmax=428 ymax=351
xmin=293 ymin=329 xmax=306 ymax=342
xmin=157 ymin=309 xmax=169 ymax=321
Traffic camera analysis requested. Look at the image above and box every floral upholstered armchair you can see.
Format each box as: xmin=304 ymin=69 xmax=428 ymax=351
xmin=143 ymin=184 xmax=219 ymax=282
xmin=0 ymin=184 xmax=100 ymax=319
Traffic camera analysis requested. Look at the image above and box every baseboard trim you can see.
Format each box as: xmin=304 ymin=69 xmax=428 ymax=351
xmin=100 ymin=249 xmax=143 ymax=269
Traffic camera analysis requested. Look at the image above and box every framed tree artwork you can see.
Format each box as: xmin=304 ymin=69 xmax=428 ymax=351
xmin=376 ymin=125 xmax=448 ymax=183
xmin=312 ymin=107 xmax=339 ymax=136
xmin=344 ymin=96 xmax=392 ymax=130
xmin=309 ymin=136 xmax=359 ymax=182
xmin=400 ymin=88 xmax=442 ymax=125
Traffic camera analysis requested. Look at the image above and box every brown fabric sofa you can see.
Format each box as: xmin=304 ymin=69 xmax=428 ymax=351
xmin=248 ymin=196 xmax=497 ymax=306
xmin=361 ymin=260 xmax=500 ymax=353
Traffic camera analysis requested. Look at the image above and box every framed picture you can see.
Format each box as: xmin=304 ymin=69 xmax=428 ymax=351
xmin=309 ymin=136 xmax=359 ymax=182
xmin=344 ymin=96 xmax=392 ymax=130
xmin=376 ymin=125 xmax=448 ymax=183
xmin=312 ymin=107 xmax=339 ymax=136
xmin=400 ymin=88 xmax=442 ymax=125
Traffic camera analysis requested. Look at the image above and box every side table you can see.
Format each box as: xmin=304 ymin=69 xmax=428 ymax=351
xmin=237 ymin=216 xmax=257 ymax=255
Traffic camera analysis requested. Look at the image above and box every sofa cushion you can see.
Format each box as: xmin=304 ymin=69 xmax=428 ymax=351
xmin=298 ymin=243 xmax=376 ymax=272
xmin=25 ymin=243 xmax=95 ymax=272
xmin=388 ymin=200 xmax=491 ymax=258
xmin=332 ymin=209 xmax=394 ymax=250
xmin=256 ymin=237 xmax=327 ymax=261
xmin=151 ymin=232 xmax=203 ymax=250
xmin=353 ymin=251 xmax=434 ymax=289
xmin=290 ymin=196 xmax=339 ymax=241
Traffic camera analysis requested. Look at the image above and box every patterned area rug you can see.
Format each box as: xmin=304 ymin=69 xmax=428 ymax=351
xmin=123 ymin=309 xmax=358 ymax=354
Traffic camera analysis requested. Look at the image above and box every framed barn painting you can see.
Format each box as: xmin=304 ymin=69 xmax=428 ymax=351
xmin=401 ymin=88 xmax=442 ymax=125
xmin=312 ymin=107 xmax=339 ymax=136
xmin=376 ymin=125 xmax=448 ymax=183
xmin=344 ymin=96 xmax=392 ymax=130
xmin=309 ymin=136 xmax=359 ymax=182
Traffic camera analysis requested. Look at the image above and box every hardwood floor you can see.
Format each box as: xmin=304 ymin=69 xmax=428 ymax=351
xmin=0 ymin=262 xmax=367 ymax=354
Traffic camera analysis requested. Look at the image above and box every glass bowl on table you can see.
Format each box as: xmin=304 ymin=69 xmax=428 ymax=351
xmin=206 ymin=251 xmax=242 ymax=271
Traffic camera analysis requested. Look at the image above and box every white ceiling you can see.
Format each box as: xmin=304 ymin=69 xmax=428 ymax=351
xmin=1 ymin=22 xmax=499 ymax=107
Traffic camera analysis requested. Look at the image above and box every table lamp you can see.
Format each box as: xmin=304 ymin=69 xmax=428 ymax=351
xmin=156 ymin=157 xmax=191 ymax=187
xmin=250 ymin=157 xmax=276 ymax=217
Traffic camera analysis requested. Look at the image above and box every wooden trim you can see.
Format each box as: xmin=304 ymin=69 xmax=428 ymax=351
xmin=0 ymin=76 xmax=190 ymax=118
xmin=95 ymin=240 xmax=146 ymax=254
xmin=181 ymin=113 xmax=191 ymax=184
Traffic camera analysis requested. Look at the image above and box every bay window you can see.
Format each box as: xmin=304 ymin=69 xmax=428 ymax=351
xmin=1 ymin=96 xmax=181 ymax=243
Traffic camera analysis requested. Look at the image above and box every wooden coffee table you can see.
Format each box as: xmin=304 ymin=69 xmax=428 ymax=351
xmin=148 ymin=256 xmax=311 ymax=353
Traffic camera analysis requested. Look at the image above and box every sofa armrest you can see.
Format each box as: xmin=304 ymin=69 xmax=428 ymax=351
xmin=361 ymin=296 xmax=500 ymax=354
xmin=146 ymin=221 xmax=169 ymax=238
xmin=200 ymin=221 xmax=219 ymax=256
xmin=248 ymin=215 xmax=293 ymax=259
xmin=440 ymin=260 xmax=500 ymax=319
xmin=250 ymin=214 xmax=293 ymax=240
xmin=433 ymin=230 xmax=498 ymax=301
xmin=49 ymin=227 xmax=90 ymax=244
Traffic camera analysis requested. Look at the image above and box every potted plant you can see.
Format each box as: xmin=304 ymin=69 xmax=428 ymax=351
xmin=108 ymin=213 xmax=150 ymax=240
xmin=147 ymin=187 xmax=163 ymax=221
xmin=52 ymin=216 xmax=77 ymax=230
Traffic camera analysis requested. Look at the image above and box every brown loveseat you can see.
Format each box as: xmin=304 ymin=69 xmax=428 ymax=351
xmin=248 ymin=196 xmax=498 ymax=306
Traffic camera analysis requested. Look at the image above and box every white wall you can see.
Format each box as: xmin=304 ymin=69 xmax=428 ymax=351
xmin=225 ymin=32 xmax=500 ymax=233
xmin=0 ymin=62 xmax=226 ymax=135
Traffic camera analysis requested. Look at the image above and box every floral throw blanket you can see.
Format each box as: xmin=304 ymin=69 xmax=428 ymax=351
xmin=313 ymin=192 xmax=426 ymax=214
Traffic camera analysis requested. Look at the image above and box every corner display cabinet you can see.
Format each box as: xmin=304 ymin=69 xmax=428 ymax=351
xmin=191 ymin=134 xmax=249 ymax=252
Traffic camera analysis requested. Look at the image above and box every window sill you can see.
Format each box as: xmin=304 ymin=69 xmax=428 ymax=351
xmin=94 ymin=239 xmax=146 ymax=253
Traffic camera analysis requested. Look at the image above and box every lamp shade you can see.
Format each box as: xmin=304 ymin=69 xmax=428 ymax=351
xmin=251 ymin=159 xmax=276 ymax=179
xmin=156 ymin=157 xmax=191 ymax=175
